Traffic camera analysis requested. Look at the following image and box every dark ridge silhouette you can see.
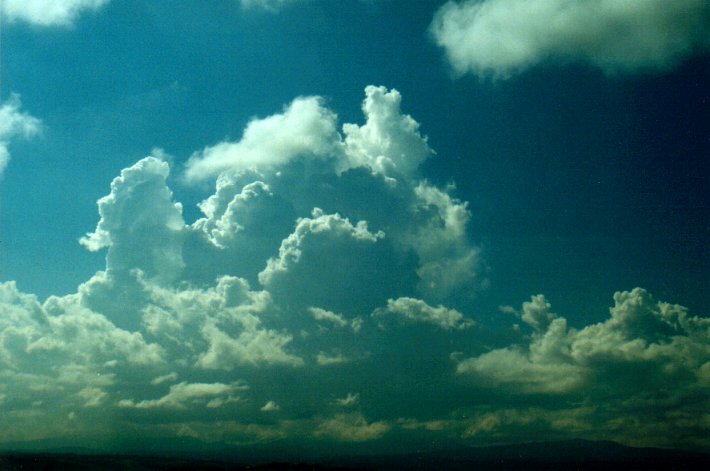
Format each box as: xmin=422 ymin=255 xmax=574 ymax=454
xmin=349 ymin=439 xmax=710 ymax=470
xmin=0 ymin=440 xmax=707 ymax=470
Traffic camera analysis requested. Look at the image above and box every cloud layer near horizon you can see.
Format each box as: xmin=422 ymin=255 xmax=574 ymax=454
xmin=431 ymin=0 xmax=710 ymax=78
xmin=0 ymin=86 xmax=707 ymax=452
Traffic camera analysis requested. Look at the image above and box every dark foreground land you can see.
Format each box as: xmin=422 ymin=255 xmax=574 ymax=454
xmin=1 ymin=440 xmax=708 ymax=470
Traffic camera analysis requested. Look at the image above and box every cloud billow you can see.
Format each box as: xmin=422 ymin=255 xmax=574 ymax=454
xmin=455 ymin=288 xmax=709 ymax=446
xmin=430 ymin=0 xmax=710 ymax=78
xmin=0 ymin=86 xmax=707 ymax=452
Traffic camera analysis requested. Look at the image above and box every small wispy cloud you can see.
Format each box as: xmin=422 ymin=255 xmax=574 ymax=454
xmin=239 ymin=0 xmax=306 ymax=14
xmin=0 ymin=95 xmax=41 ymax=179
xmin=2 ymin=0 xmax=110 ymax=27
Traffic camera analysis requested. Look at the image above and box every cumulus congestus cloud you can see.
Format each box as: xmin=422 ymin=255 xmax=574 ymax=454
xmin=0 ymin=86 xmax=707 ymax=450
xmin=430 ymin=0 xmax=710 ymax=78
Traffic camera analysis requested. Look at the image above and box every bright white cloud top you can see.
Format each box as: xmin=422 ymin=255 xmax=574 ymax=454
xmin=431 ymin=0 xmax=710 ymax=77
xmin=0 ymin=86 xmax=707 ymax=452
xmin=185 ymin=86 xmax=431 ymax=181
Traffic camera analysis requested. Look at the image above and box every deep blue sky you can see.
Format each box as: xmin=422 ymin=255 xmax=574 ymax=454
xmin=0 ymin=0 xmax=708 ymax=456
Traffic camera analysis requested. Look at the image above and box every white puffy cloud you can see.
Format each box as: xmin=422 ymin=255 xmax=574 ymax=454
xmin=186 ymin=174 xmax=296 ymax=285
xmin=197 ymin=320 xmax=303 ymax=369
xmin=0 ymin=82 xmax=584 ymax=451
xmin=309 ymin=306 xmax=363 ymax=334
xmin=260 ymin=400 xmax=280 ymax=412
xmin=457 ymin=320 xmax=584 ymax=394
xmin=184 ymin=97 xmax=342 ymax=183
xmin=457 ymin=288 xmax=710 ymax=396
xmin=452 ymin=406 xmax=597 ymax=441
xmin=150 ymin=372 xmax=178 ymax=386
xmin=80 ymin=157 xmax=186 ymax=284
xmin=258 ymin=207 xmax=386 ymax=286
xmin=314 ymin=413 xmax=390 ymax=442
xmin=445 ymin=290 xmax=709 ymax=449
xmin=0 ymin=271 xmax=304 ymax=443
xmin=185 ymin=86 xmax=480 ymax=304
xmin=195 ymin=181 xmax=283 ymax=250
xmin=520 ymin=294 xmax=557 ymax=331
xmin=39 ymin=294 xmax=164 ymax=367
xmin=373 ymin=297 xmax=474 ymax=330
xmin=2 ymin=0 xmax=109 ymax=27
xmin=334 ymin=392 xmax=360 ymax=408
xmin=119 ymin=381 xmax=244 ymax=409
xmin=342 ymin=85 xmax=432 ymax=178
xmin=78 ymin=386 xmax=108 ymax=407
xmin=140 ymin=274 xmax=303 ymax=369
xmin=185 ymin=85 xmax=431 ymax=182
xmin=308 ymin=307 xmax=348 ymax=328
xmin=0 ymin=280 xmax=164 ymax=428
xmin=258 ymin=209 xmax=393 ymax=316
xmin=315 ymin=351 xmax=353 ymax=366
xmin=0 ymin=95 xmax=42 ymax=179
xmin=75 ymin=157 xmax=186 ymax=332
xmin=430 ymin=0 xmax=710 ymax=78
xmin=0 ymin=282 xmax=163 ymax=374
xmin=408 ymin=182 xmax=480 ymax=298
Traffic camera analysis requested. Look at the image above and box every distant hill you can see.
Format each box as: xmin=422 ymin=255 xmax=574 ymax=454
xmin=347 ymin=439 xmax=710 ymax=470
xmin=0 ymin=439 xmax=708 ymax=470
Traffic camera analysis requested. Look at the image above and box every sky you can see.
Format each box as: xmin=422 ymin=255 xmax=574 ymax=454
xmin=0 ymin=0 xmax=708 ymax=458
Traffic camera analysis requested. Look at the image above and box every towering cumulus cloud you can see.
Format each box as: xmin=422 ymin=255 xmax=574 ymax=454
xmin=0 ymin=86 xmax=707 ymax=452
xmin=80 ymin=158 xmax=186 ymax=283
xmin=430 ymin=0 xmax=710 ymax=78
